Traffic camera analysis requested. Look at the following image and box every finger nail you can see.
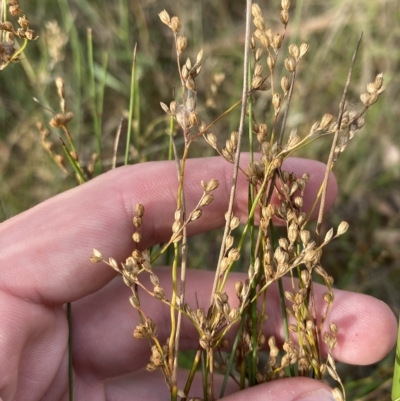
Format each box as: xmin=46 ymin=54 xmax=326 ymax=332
xmin=294 ymin=388 xmax=336 ymax=401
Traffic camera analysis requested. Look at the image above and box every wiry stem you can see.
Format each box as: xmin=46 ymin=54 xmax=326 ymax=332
xmin=210 ymin=0 xmax=253 ymax=302
xmin=316 ymin=33 xmax=363 ymax=236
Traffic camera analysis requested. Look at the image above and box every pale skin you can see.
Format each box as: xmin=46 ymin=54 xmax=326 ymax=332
xmin=0 ymin=156 xmax=397 ymax=401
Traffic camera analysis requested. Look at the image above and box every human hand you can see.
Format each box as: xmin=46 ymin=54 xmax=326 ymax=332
xmin=0 ymin=156 xmax=396 ymax=401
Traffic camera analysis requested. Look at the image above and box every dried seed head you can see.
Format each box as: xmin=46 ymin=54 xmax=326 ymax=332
xmin=281 ymin=0 xmax=290 ymax=10
xmin=174 ymin=209 xmax=182 ymax=221
xmin=129 ymin=295 xmax=140 ymax=308
xmin=374 ymin=73 xmax=383 ymax=90
xmin=255 ymin=47 xmax=263 ymax=62
xmin=250 ymin=35 xmax=256 ymax=50
xmin=278 ymin=238 xmax=289 ymax=250
xmin=254 ymin=63 xmax=263 ymax=77
xmin=368 ymin=92 xmax=379 ymax=106
xmin=235 ymin=281 xmax=243 ymax=297
xmin=324 ymin=228 xmax=334 ymax=243
xmin=176 ymin=35 xmax=187 ymax=53
xmin=301 ymin=269 xmax=310 ymax=285
xmin=306 ymin=123 xmax=319 ymax=136
xmin=49 ymin=113 xmax=65 ymax=128
xmin=300 ymin=229 xmax=310 ymax=245
xmin=323 ymin=292 xmax=332 ymax=304
xmin=0 ymin=21 xmax=14 ymax=32
xmin=17 ymin=14 xmax=29 ymax=29
xmin=132 ymin=216 xmax=142 ymax=229
xmin=170 ymin=16 xmax=181 ymax=33
xmin=288 ymin=222 xmax=298 ymax=243
xmin=332 ymin=388 xmax=344 ymax=401
xmin=299 ymin=43 xmax=310 ymax=58
xmin=191 ymin=209 xmax=202 ymax=221
xmin=320 ymin=113 xmax=333 ymax=130
xmin=285 ymin=291 xmax=294 ymax=302
xmin=272 ymin=93 xmax=281 ymax=110
xmin=281 ymin=76 xmax=291 ymax=94
xmin=185 ymin=76 xmax=196 ymax=92
xmin=267 ymin=55 xmax=275 ymax=70
xmin=188 ymin=111 xmax=198 ymax=126
xmin=229 ymin=308 xmax=239 ymax=321
xmin=253 ymin=16 xmax=265 ymax=31
xmin=337 ymin=220 xmax=349 ymax=236
xmin=289 ymin=44 xmax=299 ymax=59
xmin=356 ymin=116 xmax=365 ymax=130
xmin=196 ymin=49 xmax=204 ymax=64
xmin=160 ymin=102 xmax=170 ymax=115
xmin=225 ymin=235 xmax=234 ymax=250
xmin=154 ymin=285 xmax=165 ymax=299
xmin=9 ymin=3 xmax=22 ymax=16
xmin=136 ymin=203 xmax=144 ymax=217
xmin=25 ymin=29 xmax=37 ymax=40
xmin=90 ymin=249 xmax=103 ymax=263
xmin=169 ymin=100 xmax=177 ymax=114
xmin=200 ymin=193 xmax=214 ymax=206
xmin=252 ymin=75 xmax=263 ymax=90
xmin=146 ymin=363 xmax=156 ymax=371
xmin=220 ymin=257 xmax=230 ymax=273
xmin=284 ymin=56 xmax=296 ymax=72
xmin=228 ymin=248 xmax=240 ymax=262
xmin=205 ymin=179 xmax=219 ymax=192
xmin=230 ymin=216 xmax=240 ymax=230
xmin=158 ymin=10 xmax=171 ymax=26
xmin=360 ymin=93 xmax=370 ymax=106
xmin=108 ymin=257 xmax=119 ymax=271
xmin=132 ymin=232 xmax=142 ymax=243
xmin=272 ymin=33 xmax=283 ymax=51
xmin=280 ymin=10 xmax=289 ymax=25
xmin=367 ymin=82 xmax=376 ymax=94
xmin=134 ymin=324 xmax=148 ymax=339
xmin=251 ymin=4 xmax=263 ymax=18
xmin=199 ymin=336 xmax=211 ymax=350
xmin=172 ymin=220 xmax=182 ymax=233
xmin=259 ymin=33 xmax=270 ymax=49
xmin=206 ymin=133 xmax=217 ymax=148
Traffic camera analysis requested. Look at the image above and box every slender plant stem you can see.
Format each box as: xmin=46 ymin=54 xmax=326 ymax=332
xmin=219 ymin=317 xmax=245 ymax=398
xmin=125 ymin=44 xmax=137 ymax=165
xmin=392 ymin=314 xmax=400 ymax=401
xmin=316 ymin=33 xmax=363 ymax=235
xmin=112 ymin=117 xmax=125 ymax=170
xmin=87 ymin=28 xmax=102 ymax=171
xmin=210 ymin=0 xmax=253 ymax=302
xmin=59 ymin=138 xmax=85 ymax=184
xmin=184 ymin=347 xmax=202 ymax=398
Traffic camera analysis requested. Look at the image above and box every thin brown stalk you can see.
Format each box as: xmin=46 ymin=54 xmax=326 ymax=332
xmin=278 ymin=71 xmax=296 ymax=145
xmin=112 ymin=117 xmax=125 ymax=170
xmin=316 ymin=33 xmax=363 ymax=236
xmin=210 ymin=0 xmax=253 ymax=302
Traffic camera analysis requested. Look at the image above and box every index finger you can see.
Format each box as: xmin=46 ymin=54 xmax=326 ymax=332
xmin=0 ymin=155 xmax=337 ymax=304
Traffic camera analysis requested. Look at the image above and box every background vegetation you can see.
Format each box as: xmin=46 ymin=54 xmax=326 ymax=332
xmin=1 ymin=0 xmax=399 ymax=399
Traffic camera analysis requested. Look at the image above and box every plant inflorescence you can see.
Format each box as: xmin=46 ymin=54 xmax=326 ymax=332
xmin=0 ymin=0 xmax=37 ymax=71
xmin=88 ymin=2 xmax=384 ymax=401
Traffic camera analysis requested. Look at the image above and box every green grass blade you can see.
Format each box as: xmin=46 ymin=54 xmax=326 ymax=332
xmin=124 ymin=44 xmax=137 ymax=165
xmin=392 ymin=315 xmax=400 ymax=401
xmin=87 ymin=28 xmax=102 ymax=173
xmin=60 ymin=138 xmax=86 ymax=184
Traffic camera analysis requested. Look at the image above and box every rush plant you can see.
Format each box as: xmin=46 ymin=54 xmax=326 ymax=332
xmin=89 ymin=2 xmax=384 ymax=400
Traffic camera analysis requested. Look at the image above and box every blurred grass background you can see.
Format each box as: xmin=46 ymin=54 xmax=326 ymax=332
xmin=1 ymin=0 xmax=399 ymax=399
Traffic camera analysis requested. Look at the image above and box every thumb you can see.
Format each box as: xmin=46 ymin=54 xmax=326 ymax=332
xmin=221 ymin=377 xmax=336 ymax=401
